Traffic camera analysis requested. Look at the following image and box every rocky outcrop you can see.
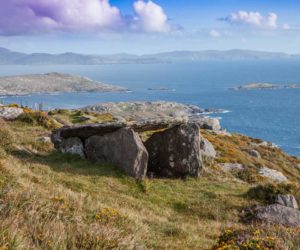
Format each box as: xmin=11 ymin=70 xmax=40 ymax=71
xmin=275 ymin=195 xmax=298 ymax=209
xmin=145 ymin=123 xmax=203 ymax=178
xmin=82 ymin=102 xmax=222 ymax=131
xmin=254 ymin=204 xmax=300 ymax=227
xmin=258 ymin=167 xmax=288 ymax=182
xmin=85 ymin=128 xmax=148 ymax=179
xmin=0 ymin=107 xmax=23 ymax=120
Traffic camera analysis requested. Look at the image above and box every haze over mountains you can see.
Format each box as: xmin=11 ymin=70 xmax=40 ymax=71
xmin=1 ymin=47 xmax=300 ymax=65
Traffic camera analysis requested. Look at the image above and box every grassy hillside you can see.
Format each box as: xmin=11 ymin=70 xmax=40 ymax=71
xmin=0 ymin=108 xmax=300 ymax=249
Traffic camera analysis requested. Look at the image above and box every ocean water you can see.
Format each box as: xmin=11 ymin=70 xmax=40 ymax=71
xmin=0 ymin=61 xmax=299 ymax=157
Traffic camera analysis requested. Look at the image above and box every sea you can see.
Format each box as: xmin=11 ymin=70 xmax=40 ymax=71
xmin=0 ymin=60 xmax=299 ymax=157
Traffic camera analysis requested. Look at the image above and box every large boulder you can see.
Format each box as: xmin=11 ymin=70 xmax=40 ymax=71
xmin=200 ymin=137 xmax=216 ymax=158
xmin=85 ymin=128 xmax=148 ymax=179
xmin=254 ymin=204 xmax=300 ymax=227
xmin=145 ymin=123 xmax=203 ymax=178
xmin=258 ymin=167 xmax=288 ymax=182
xmin=0 ymin=107 xmax=23 ymax=120
xmin=275 ymin=195 xmax=298 ymax=209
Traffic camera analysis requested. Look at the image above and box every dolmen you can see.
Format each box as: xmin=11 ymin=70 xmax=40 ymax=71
xmin=51 ymin=120 xmax=217 ymax=179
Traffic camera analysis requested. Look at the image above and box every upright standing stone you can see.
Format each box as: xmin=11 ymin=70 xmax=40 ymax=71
xmin=85 ymin=128 xmax=148 ymax=179
xmin=145 ymin=123 xmax=203 ymax=178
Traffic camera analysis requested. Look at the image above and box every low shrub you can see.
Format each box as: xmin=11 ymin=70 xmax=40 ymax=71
xmin=213 ymin=227 xmax=282 ymax=250
xmin=213 ymin=225 xmax=300 ymax=250
xmin=17 ymin=111 xmax=59 ymax=129
xmin=246 ymin=183 xmax=298 ymax=204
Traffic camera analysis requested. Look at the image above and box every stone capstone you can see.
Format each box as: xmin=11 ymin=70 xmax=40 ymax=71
xmin=85 ymin=128 xmax=148 ymax=179
xmin=145 ymin=123 xmax=203 ymax=178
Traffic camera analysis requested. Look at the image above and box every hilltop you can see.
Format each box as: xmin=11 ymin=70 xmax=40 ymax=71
xmin=0 ymin=72 xmax=127 ymax=96
xmin=0 ymin=102 xmax=300 ymax=249
xmin=1 ymin=47 xmax=300 ymax=65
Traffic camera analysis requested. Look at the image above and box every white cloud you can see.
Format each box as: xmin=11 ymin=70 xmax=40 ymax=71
xmin=209 ymin=29 xmax=220 ymax=38
xmin=0 ymin=0 xmax=173 ymax=35
xmin=133 ymin=0 xmax=170 ymax=33
xmin=283 ymin=23 xmax=290 ymax=30
xmin=223 ymin=11 xmax=278 ymax=29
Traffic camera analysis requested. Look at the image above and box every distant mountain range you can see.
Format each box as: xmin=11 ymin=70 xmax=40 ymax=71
xmin=1 ymin=47 xmax=300 ymax=65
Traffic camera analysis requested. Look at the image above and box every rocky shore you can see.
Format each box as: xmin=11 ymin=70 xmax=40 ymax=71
xmin=0 ymin=72 xmax=127 ymax=96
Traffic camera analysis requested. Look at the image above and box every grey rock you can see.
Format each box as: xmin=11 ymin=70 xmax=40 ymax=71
xmin=51 ymin=129 xmax=63 ymax=149
xmin=145 ymin=123 xmax=203 ymax=178
xmin=85 ymin=128 xmax=148 ymax=179
xmin=200 ymin=137 xmax=216 ymax=158
xmin=258 ymin=167 xmax=288 ymax=182
xmin=195 ymin=117 xmax=221 ymax=131
xmin=60 ymin=137 xmax=85 ymax=158
xmin=275 ymin=195 xmax=298 ymax=209
xmin=38 ymin=136 xmax=51 ymax=143
xmin=0 ymin=107 xmax=23 ymax=120
xmin=82 ymin=101 xmax=222 ymax=131
xmin=248 ymin=149 xmax=261 ymax=158
xmin=219 ymin=163 xmax=244 ymax=171
xmin=254 ymin=204 xmax=300 ymax=227
xmin=57 ymin=123 xmax=126 ymax=140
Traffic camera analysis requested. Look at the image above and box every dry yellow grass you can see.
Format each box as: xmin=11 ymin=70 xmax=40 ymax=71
xmin=0 ymin=115 xmax=299 ymax=249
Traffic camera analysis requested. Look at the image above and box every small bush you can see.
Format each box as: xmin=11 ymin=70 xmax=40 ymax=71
xmin=17 ymin=111 xmax=59 ymax=129
xmin=213 ymin=227 xmax=282 ymax=250
xmin=6 ymin=103 xmax=20 ymax=108
xmin=246 ymin=183 xmax=297 ymax=204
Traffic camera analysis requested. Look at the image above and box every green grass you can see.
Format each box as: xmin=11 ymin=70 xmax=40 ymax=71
xmin=0 ymin=113 xmax=299 ymax=249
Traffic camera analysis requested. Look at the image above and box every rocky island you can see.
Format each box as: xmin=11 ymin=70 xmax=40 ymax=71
xmin=0 ymin=101 xmax=300 ymax=249
xmin=230 ymin=82 xmax=300 ymax=90
xmin=0 ymin=72 xmax=127 ymax=96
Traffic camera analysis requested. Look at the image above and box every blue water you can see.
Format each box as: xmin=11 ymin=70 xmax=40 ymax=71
xmin=0 ymin=61 xmax=299 ymax=157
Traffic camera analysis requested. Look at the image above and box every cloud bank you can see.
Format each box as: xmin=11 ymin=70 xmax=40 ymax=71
xmin=223 ymin=11 xmax=278 ymax=29
xmin=0 ymin=0 xmax=173 ymax=35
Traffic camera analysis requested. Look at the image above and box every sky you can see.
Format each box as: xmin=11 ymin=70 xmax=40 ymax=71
xmin=0 ymin=0 xmax=300 ymax=54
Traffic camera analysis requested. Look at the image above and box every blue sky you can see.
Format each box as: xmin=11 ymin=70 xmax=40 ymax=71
xmin=0 ymin=0 xmax=299 ymax=54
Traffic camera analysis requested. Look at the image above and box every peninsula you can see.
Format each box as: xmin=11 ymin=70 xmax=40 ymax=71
xmin=0 ymin=72 xmax=127 ymax=96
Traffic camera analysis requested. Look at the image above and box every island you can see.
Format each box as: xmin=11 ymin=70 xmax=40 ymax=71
xmin=0 ymin=72 xmax=127 ymax=96
xmin=230 ymin=82 xmax=300 ymax=91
